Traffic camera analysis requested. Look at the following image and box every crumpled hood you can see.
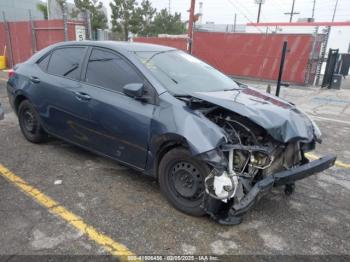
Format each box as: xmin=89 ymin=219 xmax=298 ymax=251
xmin=191 ymin=87 xmax=315 ymax=143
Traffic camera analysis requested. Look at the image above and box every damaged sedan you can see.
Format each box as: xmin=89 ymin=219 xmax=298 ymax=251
xmin=7 ymin=41 xmax=336 ymax=224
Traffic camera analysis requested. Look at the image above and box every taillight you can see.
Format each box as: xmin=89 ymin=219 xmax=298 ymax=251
xmin=8 ymin=69 xmax=15 ymax=78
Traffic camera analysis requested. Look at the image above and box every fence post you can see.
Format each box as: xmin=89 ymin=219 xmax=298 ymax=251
xmin=62 ymin=2 xmax=68 ymax=41
xmin=187 ymin=0 xmax=196 ymax=53
xmin=29 ymin=10 xmax=37 ymax=54
xmin=2 ymin=11 xmax=14 ymax=68
xmin=276 ymin=41 xmax=288 ymax=97
xmin=85 ymin=10 xmax=92 ymax=40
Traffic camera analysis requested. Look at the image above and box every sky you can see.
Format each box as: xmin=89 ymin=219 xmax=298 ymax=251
xmin=69 ymin=0 xmax=350 ymax=24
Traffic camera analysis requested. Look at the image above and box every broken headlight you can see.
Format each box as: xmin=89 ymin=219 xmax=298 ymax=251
xmin=250 ymin=151 xmax=273 ymax=169
xmin=305 ymin=114 xmax=322 ymax=142
xmin=302 ymin=110 xmax=322 ymax=143
xmin=311 ymin=118 xmax=322 ymax=142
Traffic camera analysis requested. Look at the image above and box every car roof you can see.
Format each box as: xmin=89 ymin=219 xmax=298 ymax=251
xmin=53 ymin=40 xmax=177 ymax=52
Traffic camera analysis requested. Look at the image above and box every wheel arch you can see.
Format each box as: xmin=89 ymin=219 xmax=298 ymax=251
xmin=150 ymin=133 xmax=191 ymax=180
xmin=14 ymin=94 xmax=29 ymax=114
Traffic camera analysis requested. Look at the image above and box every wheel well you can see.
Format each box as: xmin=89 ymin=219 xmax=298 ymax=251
xmin=155 ymin=140 xmax=189 ymax=180
xmin=14 ymin=95 xmax=27 ymax=114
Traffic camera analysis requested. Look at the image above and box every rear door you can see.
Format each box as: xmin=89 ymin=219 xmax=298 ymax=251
xmin=32 ymin=46 xmax=94 ymax=148
xmin=80 ymin=48 xmax=156 ymax=169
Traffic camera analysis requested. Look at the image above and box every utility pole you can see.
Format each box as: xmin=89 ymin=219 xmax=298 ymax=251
xmin=284 ymin=0 xmax=300 ymax=23
xmin=168 ymin=0 xmax=171 ymax=14
xmin=254 ymin=0 xmax=265 ymax=23
xmin=188 ymin=0 xmax=196 ymax=54
xmin=47 ymin=0 xmax=50 ymax=20
xmin=312 ymin=0 xmax=316 ymax=19
xmin=62 ymin=2 xmax=68 ymax=41
xmin=233 ymin=13 xmax=237 ymax=32
xmin=257 ymin=2 xmax=262 ymax=23
xmin=332 ymin=0 xmax=339 ymax=22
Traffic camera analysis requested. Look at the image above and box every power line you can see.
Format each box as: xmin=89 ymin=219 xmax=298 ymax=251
xmin=251 ymin=0 xmax=267 ymax=23
xmin=226 ymin=0 xmax=261 ymax=30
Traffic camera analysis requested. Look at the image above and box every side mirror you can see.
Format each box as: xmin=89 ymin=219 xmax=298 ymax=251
xmin=123 ymin=83 xmax=144 ymax=98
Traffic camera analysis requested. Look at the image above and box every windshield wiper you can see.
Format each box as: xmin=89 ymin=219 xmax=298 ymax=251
xmin=89 ymin=58 xmax=114 ymax=62
xmin=174 ymin=94 xmax=192 ymax=98
xmin=156 ymin=67 xmax=178 ymax=84
xmin=144 ymin=50 xmax=175 ymax=64
xmin=63 ymin=63 xmax=79 ymax=76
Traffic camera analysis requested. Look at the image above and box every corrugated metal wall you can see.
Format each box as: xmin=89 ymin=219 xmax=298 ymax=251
xmin=0 ymin=23 xmax=317 ymax=85
xmin=133 ymin=37 xmax=188 ymax=51
xmin=135 ymin=32 xmax=316 ymax=84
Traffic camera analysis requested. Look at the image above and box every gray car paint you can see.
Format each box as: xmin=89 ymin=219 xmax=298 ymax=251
xmin=7 ymin=41 xmax=316 ymax=178
xmin=190 ymin=87 xmax=315 ymax=143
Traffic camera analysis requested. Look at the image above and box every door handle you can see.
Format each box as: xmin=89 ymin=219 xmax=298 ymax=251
xmin=74 ymin=91 xmax=91 ymax=101
xmin=30 ymin=76 xmax=40 ymax=83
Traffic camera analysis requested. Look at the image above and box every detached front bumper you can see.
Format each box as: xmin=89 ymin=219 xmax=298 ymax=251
xmin=231 ymin=154 xmax=336 ymax=217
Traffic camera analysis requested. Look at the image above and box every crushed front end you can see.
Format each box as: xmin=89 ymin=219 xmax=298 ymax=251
xmin=195 ymin=103 xmax=336 ymax=225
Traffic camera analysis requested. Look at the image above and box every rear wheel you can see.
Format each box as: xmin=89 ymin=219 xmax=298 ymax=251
xmin=18 ymin=100 xmax=47 ymax=143
xmin=159 ymin=148 xmax=210 ymax=216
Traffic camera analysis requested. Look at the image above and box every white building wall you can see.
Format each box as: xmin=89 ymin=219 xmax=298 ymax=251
xmin=327 ymin=26 xmax=350 ymax=52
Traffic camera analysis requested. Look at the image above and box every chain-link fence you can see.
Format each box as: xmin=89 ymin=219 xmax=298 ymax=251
xmin=0 ymin=0 xmax=110 ymax=68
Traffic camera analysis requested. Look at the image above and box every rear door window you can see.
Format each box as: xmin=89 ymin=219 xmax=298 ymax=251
xmin=47 ymin=47 xmax=86 ymax=80
xmin=85 ymin=48 xmax=143 ymax=93
xmin=37 ymin=54 xmax=51 ymax=71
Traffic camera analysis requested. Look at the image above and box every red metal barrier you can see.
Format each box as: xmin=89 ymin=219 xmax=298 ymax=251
xmin=135 ymin=32 xmax=315 ymax=84
xmin=0 ymin=19 xmax=84 ymax=67
xmin=134 ymin=37 xmax=187 ymax=51
xmin=193 ymin=32 xmax=313 ymax=84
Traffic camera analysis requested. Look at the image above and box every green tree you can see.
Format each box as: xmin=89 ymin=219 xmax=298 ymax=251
xmin=36 ymin=2 xmax=48 ymax=20
xmin=151 ymin=9 xmax=186 ymax=36
xmin=110 ymin=1 xmax=186 ymax=39
xmin=74 ymin=0 xmax=108 ymax=34
xmin=110 ymin=0 xmax=139 ymax=41
xmin=133 ymin=0 xmax=156 ymax=36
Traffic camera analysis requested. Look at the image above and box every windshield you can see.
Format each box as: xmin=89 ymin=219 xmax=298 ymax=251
xmin=134 ymin=50 xmax=240 ymax=95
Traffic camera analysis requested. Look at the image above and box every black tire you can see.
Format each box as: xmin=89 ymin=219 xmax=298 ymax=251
xmin=18 ymin=100 xmax=47 ymax=143
xmin=159 ymin=147 xmax=210 ymax=216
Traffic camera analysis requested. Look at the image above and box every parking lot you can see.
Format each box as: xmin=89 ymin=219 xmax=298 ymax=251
xmin=1 ymin=71 xmax=350 ymax=259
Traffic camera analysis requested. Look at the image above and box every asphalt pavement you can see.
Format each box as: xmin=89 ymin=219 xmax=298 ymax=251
xmin=0 ymin=72 xmax=350 ymax=260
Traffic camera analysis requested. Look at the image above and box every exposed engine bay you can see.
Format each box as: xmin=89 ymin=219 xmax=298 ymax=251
xmin=178 ymin=96 xmax=335 ymax=225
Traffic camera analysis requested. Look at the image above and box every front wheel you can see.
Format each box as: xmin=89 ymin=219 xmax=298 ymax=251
xmin=18 ymin=100 xmax=48 ymax=143
xmin=158 ymin=148 xmax=210 ymax=216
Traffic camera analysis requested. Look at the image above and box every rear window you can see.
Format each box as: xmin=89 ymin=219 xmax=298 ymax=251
xmin=47 ymin=47 xmax=86 ymax=80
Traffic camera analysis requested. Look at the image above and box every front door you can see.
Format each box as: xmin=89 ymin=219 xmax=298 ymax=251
xmin=80 ymin=48 xmax=156 ymax=169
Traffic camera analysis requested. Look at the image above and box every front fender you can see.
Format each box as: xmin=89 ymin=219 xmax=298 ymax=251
xmin=151 ymin=92 xmax=227 ymax=155
xmin=145 ymin=92 xmax=227 ymax=175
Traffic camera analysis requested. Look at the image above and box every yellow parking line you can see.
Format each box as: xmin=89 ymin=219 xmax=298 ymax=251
xmin=0 ymin=164 xmax=138 ymax=261
xmin=305 ymin=153 xmax=350 ymax=169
